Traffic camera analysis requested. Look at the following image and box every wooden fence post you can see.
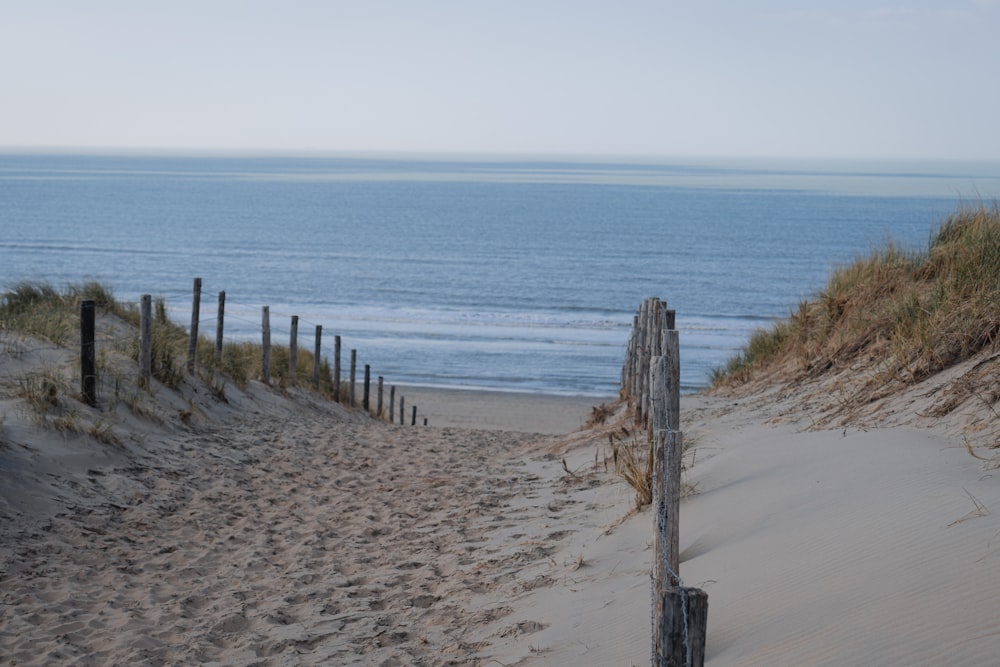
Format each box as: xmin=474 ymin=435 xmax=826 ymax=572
xmin=649 ymin=313 xmax=707 ymax=667
xmin=399 ymin=395 xmax=405 ymax=425
xmin=261 ymin=306 xmax=271 ymax=385
xmin=664 ymin=328 xmax=680 ymax=432
xmin=139 ymin=294 xmax=152 ymax=389
xmin=215 ymin=291 xmax=225 ymax=366
xmin=651 ymin=357 xmax=671 ymax=582
xmin=313 ymin=325 xmax=323 ymax=390
xmin=80 ymin=299 xmax=96 ymax=406
xmin=333 ymin=335 xmax=341 ymax=402
xmin=655 ymin=587 xmax=708 ymax=667
xmin=289 ymin=315 xmax=299 ymax=385
xmin=349 ymin=349 xmax=357 ymax=407
xmin=187 ymin=277 xmax=201 ymax=373
xmin=411 ymin=405 xmax=417 ymax=426
xmin=377 ymin=376 xmax=384 ymax=417
xmin=389 ymin=385 xmax=396 ymax=422
xmin=363 ymin=364 xmax=371 ymax=412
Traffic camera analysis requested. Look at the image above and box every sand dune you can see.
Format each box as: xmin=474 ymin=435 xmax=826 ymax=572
xmin=3 ymin=348 xmax=999 ymax=664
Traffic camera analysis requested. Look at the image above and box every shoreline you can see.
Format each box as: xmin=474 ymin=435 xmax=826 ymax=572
xmin=390 ymin=385 xmax=615 ymax=435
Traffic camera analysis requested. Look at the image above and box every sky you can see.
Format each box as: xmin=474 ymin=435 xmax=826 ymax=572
xmin=1 ymin=1 xmax=998 ymax=160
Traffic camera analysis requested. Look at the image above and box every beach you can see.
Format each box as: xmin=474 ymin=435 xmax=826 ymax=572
xmin=3 ymin=371 xmax=1000 ymax=665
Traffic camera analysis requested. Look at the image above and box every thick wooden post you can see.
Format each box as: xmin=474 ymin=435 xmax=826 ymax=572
xmin=650 ymin=314 xmax=708 ymax=667
xmin=289 ymin=315 xmax=299 ymax=385
xmin=377 ymin=376 xmax=384 ymax=417
xmin=261 ymin=306 xmax=271 ymax=385
xmin=389 ymin=385 xmax=396 ymax=422
xmin=654 ymin=587 xmax=708 ymax=667
xmin=333 ymin=335 xmax=341 ymax=402
xmin=411 ymin=405 xmax=417 ymax=426
xmin=80 ymin=299 xmax=96 ymax=406
xmin=139 ymin=294 xmax=152 ymax=388
xmin=187 ymin=277 xmax=201 ymax=373
xmin=653 ymin=429 xmax=683 ymax=589
xmin=399 ymin=395 xmax=405 ymax=425
xmin=313 ymin=325 xmax=323 ymax=390
xmin=215 ymin=291 xmax=225 ymax=366
xmin=664 ymin=329 xmax=680 ymax=432
xmin=651 ymin=356 xmax=680 ymax=587
xmin=363 ymin=364 xmax=371 ymax=412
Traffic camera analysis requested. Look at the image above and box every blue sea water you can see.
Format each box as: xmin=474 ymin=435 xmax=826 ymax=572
xmin=2 ymin=152 xmax=999 ymax=396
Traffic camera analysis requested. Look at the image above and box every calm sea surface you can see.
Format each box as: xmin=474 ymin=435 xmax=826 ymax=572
xmin=3 ymin=152 xmax=999 ymax=396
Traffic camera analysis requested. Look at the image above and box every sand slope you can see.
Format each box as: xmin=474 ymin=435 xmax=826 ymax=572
xmin=3 ymin=340 xmax=999 ymax=664
xmin=679 ymin=395 xmax=1000 ymax=666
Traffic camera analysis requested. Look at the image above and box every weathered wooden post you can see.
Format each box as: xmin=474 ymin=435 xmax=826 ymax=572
xmin=187 ymin=277 xmax=201 ymax=373
xmin=348 ymin=349 xmax=357 ymax=407
xmin=650 ymin=356 xmax=678 ymax=585
xmin=377 ymin=376 xmax=384 ymax=417
xmin=411 ymin=405 xmax=417 ymax=426
xmin=215 ymin=290 xmax=225 ymax=366
xmin=655 ymin=588 xmax=708 ymax=667
xmin=399 ymin=395 xmax=405 ymax=425
xmin=80 ymin=299 xmax=96 ymax=406
xmin=313 ymin=325 xmax=323 ymax=390
xmin=333 ymin=335 xmax=341 ymax=402
xmin=289 ymin=315 xmax=299 ymax=385
xmin=389 ymin=385 xmax=396 ymax=422
xmin=261 ymin=306 xmax=271 ymax=385
xmin=139 ymin=294 xmax=152 ymax=389
xmin=363 ymin=364 xmax=371 ymax=412
xmin=651 ymin=316 xmax=708 ymax=667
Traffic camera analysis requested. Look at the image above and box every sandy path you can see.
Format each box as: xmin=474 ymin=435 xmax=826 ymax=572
xmin=1 ymin=405 xmax=633 ymax=666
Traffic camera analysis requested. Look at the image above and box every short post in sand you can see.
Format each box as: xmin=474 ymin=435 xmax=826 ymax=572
xmin=80 ymin=299 xmax=96 ymax=406
xmin=289 ymin=315 xmax=299 ymax=385
xmin=313 ymin=325 xmax=322 ymax=390
xmin=363 ymin=364 xmax=371 ymax=412
xmin=187 ymin=277 xmax=201 ymax=373
xmin=261 ymin=306 xmax=271 ymax=385
xmin=349 ymin=349 xmax=357 ymax=407
xmin=333 ymin=335 xmax=341 ymax=402
xmin=215 ymin=290 xmax=225 ymax=367
xmin=389 ymin=385 xmax=396 ymax=422
xmin=377 ymin=376 xmax=384 ymax=417
xmin=139 ymin=294 xmax=152 ymax=389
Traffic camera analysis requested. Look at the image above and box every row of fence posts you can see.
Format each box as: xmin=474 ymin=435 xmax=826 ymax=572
xmin=622 ymin=297 xmax=708 ymax=667
xmin=79 ymin=278 xmax=426 ymax=425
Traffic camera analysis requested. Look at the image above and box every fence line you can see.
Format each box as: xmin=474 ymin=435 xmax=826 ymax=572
xmin=621 ymin=297 xmax=708 ymax=667
xmin=0 ymin=278 xmax=425 ymax=427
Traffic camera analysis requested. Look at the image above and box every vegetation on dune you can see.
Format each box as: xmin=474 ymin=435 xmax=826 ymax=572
xmin=0 ymin=280 xmax=137 ymax=345
xmin=712 ymin=203 xmax=1000 ymax=405
xmin=1 ymin=282 xmax=343 ymax=439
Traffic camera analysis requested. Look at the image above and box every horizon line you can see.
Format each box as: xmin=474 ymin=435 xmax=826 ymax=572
xmin=1 ymin=145 xmax=998 ymax=165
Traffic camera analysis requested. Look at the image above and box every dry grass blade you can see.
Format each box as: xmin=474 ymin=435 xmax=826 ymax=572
xmin=947 ymin=487 xmax=990 ymax=527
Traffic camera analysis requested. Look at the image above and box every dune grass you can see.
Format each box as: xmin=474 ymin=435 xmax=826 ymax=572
xmin=1 ymin=281 xmax=338 ymax=413
xmin=712 ymin=202 xmax=1000 ymax=391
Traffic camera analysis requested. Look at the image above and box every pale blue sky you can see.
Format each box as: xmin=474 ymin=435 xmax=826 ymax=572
xmin=2 ymin=1 xmax=998 ymax=159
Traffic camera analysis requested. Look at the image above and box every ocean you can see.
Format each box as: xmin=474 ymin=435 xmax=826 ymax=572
xmin=3 ymin=152 xmax=999 ymax=397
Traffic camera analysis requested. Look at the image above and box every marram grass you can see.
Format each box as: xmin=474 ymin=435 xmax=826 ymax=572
xmin=713 ymin=202 xmax=1000 ymax=388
